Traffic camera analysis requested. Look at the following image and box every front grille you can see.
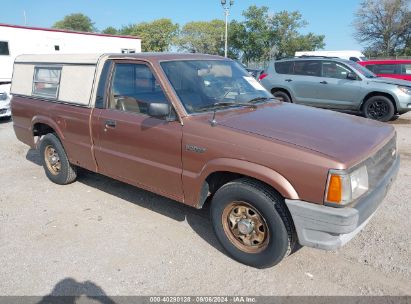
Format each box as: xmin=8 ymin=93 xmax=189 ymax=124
xmin=365 ymin=135 xmax=397 ymax=189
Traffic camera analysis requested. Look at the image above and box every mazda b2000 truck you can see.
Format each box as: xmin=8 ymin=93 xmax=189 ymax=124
xmin=10 ymin=53 xmax=399 ymax=268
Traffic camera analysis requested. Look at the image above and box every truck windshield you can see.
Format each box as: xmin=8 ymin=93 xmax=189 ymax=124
xmin=161 ymin=60 xmax=273 ymax=114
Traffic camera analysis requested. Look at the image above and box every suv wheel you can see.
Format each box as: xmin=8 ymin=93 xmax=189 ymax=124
xmin=39 ymin=133 xmax=77 ymax=185
xmin=363 ymin=96 xmax=395 ymax=122
xmin=272 ymin=91 xmax=291 ymax=103
xmin=210 ymin=178 xmax=296 ymax=268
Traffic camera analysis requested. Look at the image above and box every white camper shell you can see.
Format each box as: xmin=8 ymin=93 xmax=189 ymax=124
xmin=11 ymin=54 xmax=110 ymax=107
xmin=0 ymin=24 xmax=142 ymax=118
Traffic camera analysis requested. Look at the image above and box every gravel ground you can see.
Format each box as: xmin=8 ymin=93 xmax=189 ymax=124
xmin=0 ymin=113 xmax=410 ymax=297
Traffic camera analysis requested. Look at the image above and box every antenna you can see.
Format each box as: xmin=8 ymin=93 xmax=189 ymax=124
xmin=23 ymin=11 xmax=27 ymax=25
xmin=209 ymin=109 xmax=218 ymax=127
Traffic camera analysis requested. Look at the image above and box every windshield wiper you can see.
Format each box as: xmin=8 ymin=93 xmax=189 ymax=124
xmin=246 ymin=96 xmax=275 ymax=103
xmin=196 ymin=101 xmax=257 ymax=112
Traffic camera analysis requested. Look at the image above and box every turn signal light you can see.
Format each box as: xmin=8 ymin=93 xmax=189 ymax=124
xmin=327 ymin=174 xmax=342 ymax=203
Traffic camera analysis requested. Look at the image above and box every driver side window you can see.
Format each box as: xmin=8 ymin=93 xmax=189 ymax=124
xmin=322 ymin=61 xmax=353 ymax=80
xmin=109 ymin=63 xmax=169 ymax=116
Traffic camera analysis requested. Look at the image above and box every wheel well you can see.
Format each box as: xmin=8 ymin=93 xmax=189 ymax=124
xmin=271 ymin=88 xmax=292 ymax=101
xmin=33 ymin=123 xmax=55 ymax=137
xmin=361 ymin=92 xmax=397 ymax=113
xmin=200 ymin=171 xmax=284 ymax=209
xmin=206 ymin=172 xmax=244 ymax=196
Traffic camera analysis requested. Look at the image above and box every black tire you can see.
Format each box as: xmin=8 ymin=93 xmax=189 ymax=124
xmin=272 ymin=91 xmax=291 ymax=103
xmin=363 ymin=96 xmax=395 ymax=122
xmin=39 ymin=133 xmax=77 ymax=185
xmin=210 ymin=178 xmax=296 ymax=268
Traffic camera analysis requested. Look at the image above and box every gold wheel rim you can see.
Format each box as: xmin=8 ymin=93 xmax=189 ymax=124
xmin=222 ymin=201 xmax=269 ymax=254
xmin=44 ymin=145 xmax=61 ymax=175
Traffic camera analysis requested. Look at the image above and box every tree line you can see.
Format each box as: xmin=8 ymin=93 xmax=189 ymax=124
xmin=52 ymin=0 xmax=411 ymax=64
xmin=51 ymin=5 xmax=325 ymax=64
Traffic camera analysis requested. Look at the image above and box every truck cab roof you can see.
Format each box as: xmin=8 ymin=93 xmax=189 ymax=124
xmin=14 ymin=52 xmax=226 ymax=65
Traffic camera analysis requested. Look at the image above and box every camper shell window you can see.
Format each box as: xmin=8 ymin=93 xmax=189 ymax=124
xmin=0 ymin=41 xmax=9 ymax=55
xmin=32 ymin=67 xmax=62 ymax=98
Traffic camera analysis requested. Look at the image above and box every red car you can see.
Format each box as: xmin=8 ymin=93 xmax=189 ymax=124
xmin=359 ymin=60 xmax=411 ymax=81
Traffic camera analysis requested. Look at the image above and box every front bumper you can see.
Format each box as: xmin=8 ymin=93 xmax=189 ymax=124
xmin=0 ymin=97 xmax=11 ymax=118
xmin=397 ymin=94 xmax=411 ymax=113
xmin=0 ymin=105 xmax=11 ymax=117
xmin=285 ymin=155 xmax=400 ymax=250
xmin=0 ymin=84 xmax=11 ymax=118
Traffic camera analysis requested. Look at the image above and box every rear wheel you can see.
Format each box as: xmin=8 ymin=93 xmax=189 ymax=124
xmin=363 ymin=96 xmax=395 ymax=122
xmin=272 ymin=91 xmax=291 ymax=103
xmin=39 ymin=133 xmax=77 ymax=185
xmin=210 ymin=178 xmax=296 ymax=268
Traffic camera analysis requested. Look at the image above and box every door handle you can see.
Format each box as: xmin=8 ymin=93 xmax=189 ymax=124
xmin=285 ymin=79 xmax=293 ymax=82
xmin=320 ymin=81 xmax=328 ymax=84
xmin=105 ymin=119 xmax=117 ymax=128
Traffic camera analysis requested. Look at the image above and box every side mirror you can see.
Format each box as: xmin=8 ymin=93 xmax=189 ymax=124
xmin=347 ymin=72 xmax=357 ymax=80
xmin=148 ymin=103 xmax=171 ymax=118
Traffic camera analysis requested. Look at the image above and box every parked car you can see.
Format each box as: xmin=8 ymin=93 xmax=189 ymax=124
xmin=11 ymin=53 xmax=399 ymax=268
xmin=260 ymin=56 xmax=411 ymax=122
xmin=0 ymin=83 xmax=11 ymax=119
xmin=295 ymin=50 xmax=367 ymax=62
xmin=358 ymin=60 xmax=411 ymax=82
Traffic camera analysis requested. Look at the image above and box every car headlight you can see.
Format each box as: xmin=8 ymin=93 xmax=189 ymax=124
xmin=325 ymin=165 xmax=369 ymax=206
xmin=0 ymin=92 xmax=8 ymax=101
xmin=398 ymin=86 xmax=411 ymax=95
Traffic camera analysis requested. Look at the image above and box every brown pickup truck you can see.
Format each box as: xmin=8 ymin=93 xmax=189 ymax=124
xmin=11 ymin=53 xmax=399 ymax=268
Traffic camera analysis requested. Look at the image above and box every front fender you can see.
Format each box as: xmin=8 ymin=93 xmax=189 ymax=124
xmin=182 ymin=158 xmax=299 ymax=207
xmin=360 ymin=88 xmax=400 ymax=111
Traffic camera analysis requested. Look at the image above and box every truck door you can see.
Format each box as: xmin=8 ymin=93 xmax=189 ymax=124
xmin=91 ymin=60 xmax=184 ymax=202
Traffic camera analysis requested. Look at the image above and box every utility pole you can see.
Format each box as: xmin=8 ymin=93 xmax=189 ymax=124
xmin=221 ymin=0 xmax=234 ymax=58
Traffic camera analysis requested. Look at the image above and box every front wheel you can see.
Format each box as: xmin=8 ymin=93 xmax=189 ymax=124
xmin=39 ymin=133 xmax=77 ymax=185
xmin=210 ymin=178 xmax=296 ymax=268
xmin=363 ymin=96 xmax=395 ymax=122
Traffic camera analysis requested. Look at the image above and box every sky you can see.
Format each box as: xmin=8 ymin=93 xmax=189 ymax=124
xmin=1 ymin=0 xmax=364 ymax=51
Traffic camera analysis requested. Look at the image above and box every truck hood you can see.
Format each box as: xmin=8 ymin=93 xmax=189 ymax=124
xmin=368 ymin=77 xmax=411 ymax=86
xmin=217 ymin=102 xmax=394 ymax=165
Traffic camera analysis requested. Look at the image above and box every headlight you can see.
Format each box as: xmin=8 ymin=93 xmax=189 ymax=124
xmin=0 ymin=92 xmax=8 ymax=101
xmin=325 ymin=165 xmax=369 ymax=206
xmin=398 ymin=86 xmax=411 ymax=95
